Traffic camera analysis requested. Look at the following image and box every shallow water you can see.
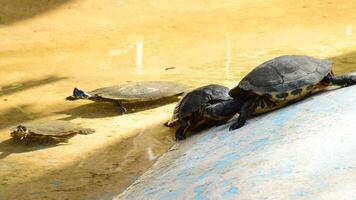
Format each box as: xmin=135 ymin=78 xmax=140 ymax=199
xmin=1 ymin=0 xmax=356 ymax=199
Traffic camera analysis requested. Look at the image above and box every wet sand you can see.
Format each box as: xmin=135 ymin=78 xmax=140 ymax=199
xmin=1 ymin=0 xmax=356 ymax=199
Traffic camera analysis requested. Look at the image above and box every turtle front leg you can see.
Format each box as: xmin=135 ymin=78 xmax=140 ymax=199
xmin=229 ymin=100 xmax=258 ymax=131
xmin=115 ymin=102 xmax=127 ymax=114
xmin=175 ymin=120 xmax=191 ymax=140
xmin=326 ymin=72 xmax=356 ymax=87
xmin=164 ymin=121 xmax=172 ymax=127
xmin=203 ymin=99 xmax=240 ymax=122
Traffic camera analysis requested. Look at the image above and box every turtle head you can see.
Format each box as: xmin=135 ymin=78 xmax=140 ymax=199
xmin=203 ymin=99 xmax=241 ymax=121
xmin=16 ymin=125 xmax=28 ymax=133
xmin=10 ymin=125 xmax=30 ymax=140
xmin=66 ymin=88 xmax=92 ymax=100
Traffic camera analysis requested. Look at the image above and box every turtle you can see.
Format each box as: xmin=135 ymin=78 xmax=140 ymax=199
xmin=66 ymin=81 xmax=187 ymax=113
xmin=10 ymin=120 xmax=95 ymax=143
xmin=165 ymin=84 xmax=234 ymax=140
xmin=203 ymin=55 xmax=356 ymax=131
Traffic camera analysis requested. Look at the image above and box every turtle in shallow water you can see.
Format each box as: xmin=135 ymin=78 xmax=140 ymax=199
xmin=66 ymin=81 xmax=187 ymax=113
xmin=204 ymin=55 xmax=356 ymax=131
xmin=165 ymin=84 xmax=235 ymax=140
xmin=11 ymin=120 xmax=95 ymax=143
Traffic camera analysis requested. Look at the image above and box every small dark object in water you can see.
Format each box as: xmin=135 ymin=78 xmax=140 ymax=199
xmin=66 ymin=81 xmax=187 ymax=113
xmin=165 ymin=67 xmax=175 ymax=70
xmin=10 ymin=120 xmax=95 ymax=144
xmin=205 ymin=55 xmax=356 ymax=131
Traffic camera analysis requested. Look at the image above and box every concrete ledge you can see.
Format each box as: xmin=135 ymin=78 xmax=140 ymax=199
xmin=116 ymin=87 xmax=356 ymax=200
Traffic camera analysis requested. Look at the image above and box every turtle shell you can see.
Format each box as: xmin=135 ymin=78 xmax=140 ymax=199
xmin=89 ymin=81 xmax=187 ymax=103
xmin=171 ymin=84 xmax=232 ymax=121
xmin=11 ymin=120 xmax=95 ymax=142
xmin=230 ymin=55 xmax=332 ymax=96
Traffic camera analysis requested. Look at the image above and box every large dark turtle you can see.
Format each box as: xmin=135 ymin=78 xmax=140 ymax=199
xmin=66 ymin=81 xmax=187 ymax=113
xmin=165 ymin=84 xmax=234 ymax=140
xmin=11 ymin=120 xmax=95 ymax=143
xmin=204 ymin=55 xmax=356 ymax=131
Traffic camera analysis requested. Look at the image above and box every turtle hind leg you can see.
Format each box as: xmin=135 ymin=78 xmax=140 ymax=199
xmin=115 ymin=102 xmax=127 ymax=114
xmin=229 ymin=99 xmax=258 ymax=131
xmin=175 ymin=120 xmax=191 ymax=141
xmin=117 ymin=106 xmax=127 ymax=114
xmin=326 ymin=72 xmax=356 ymax=87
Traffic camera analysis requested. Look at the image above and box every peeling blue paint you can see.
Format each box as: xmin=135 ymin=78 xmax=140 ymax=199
xmin=241 ymin=137 xmax=270 ymax=154
xmin=290 ymin=188 xmax=309 ymax=200
xmin=197 ymin=131 xmax=215 ymax=144
xmin=222 ymin=186 xmax=238 ymax=198
xmin=194 ymin=185 xmax=210 ymax=200
xmin=160 ymin=188 xmax=185 ymax=200
xmin=197 ymin=172 xmax=211 ymax=181
xmin=280 ymin=165 xmax=292 ymax=177
xmin=214 ymin=152 xmax=241 ymax=170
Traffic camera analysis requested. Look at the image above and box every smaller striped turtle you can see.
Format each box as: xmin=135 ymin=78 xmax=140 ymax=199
xmin=165 ymin=84 xmax=234 ymax=140
xmin=11 ymin=120 xmax=95 ymax=143
xmin=204 ymin=55 xmax=356 ymax=131
xmin=66 ymin=81 xmax=187 ymax=113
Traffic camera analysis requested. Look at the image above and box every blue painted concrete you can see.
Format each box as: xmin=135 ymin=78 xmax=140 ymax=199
xmin=116 ymin=87 xmax=356 ymax=200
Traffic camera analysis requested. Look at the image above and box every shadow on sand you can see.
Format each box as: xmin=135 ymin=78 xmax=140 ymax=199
xmin=60 ymin=97 xmax=181 ymax=119
xmin=0 ymin=138 xmax=62 ymax=159
xmin=0 ymin=0 xmax=72 ymax=25
xmin=0 ymin=75 xmax=68 ymax=96
xmin=0 ymin=104 xmax=42 ymax=129
xmin=329 ymin=50 xmax=356 ymax=74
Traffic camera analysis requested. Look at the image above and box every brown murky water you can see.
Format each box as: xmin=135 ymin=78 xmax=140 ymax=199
xmin=1 ymin=0 xmax=356 ymax=199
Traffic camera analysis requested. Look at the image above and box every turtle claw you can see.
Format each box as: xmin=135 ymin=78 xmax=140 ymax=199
xmin=175 ymin=133 xmax=186 ymax=141
xmin=164 ymin=121 xmax=172 ymax=127
xmin=229 ymin=120 xmax=245 ymax=131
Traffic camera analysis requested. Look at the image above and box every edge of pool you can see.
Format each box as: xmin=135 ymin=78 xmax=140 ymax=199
xmin=115 ymin=86 xmax=356 ymax=200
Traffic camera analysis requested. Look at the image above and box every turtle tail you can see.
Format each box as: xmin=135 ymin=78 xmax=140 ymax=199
xmin=66 ymin=88 xmax=92 ymax=100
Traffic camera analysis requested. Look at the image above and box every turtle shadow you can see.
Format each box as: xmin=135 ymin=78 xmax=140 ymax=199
xmin=0 ymin=104 xmax=49 ymax=131
xmin=0 ymin=75 xmax=68 ymax=96
xmin=124 ymin=97 xmax=181 ymax=114
xmin=58 ymin=102 xmax=120 ymax=120
xmin=0 ymin=138 xmax=64 ymax=159
xmin=60 ymin=97 xmax=180 ymax=119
